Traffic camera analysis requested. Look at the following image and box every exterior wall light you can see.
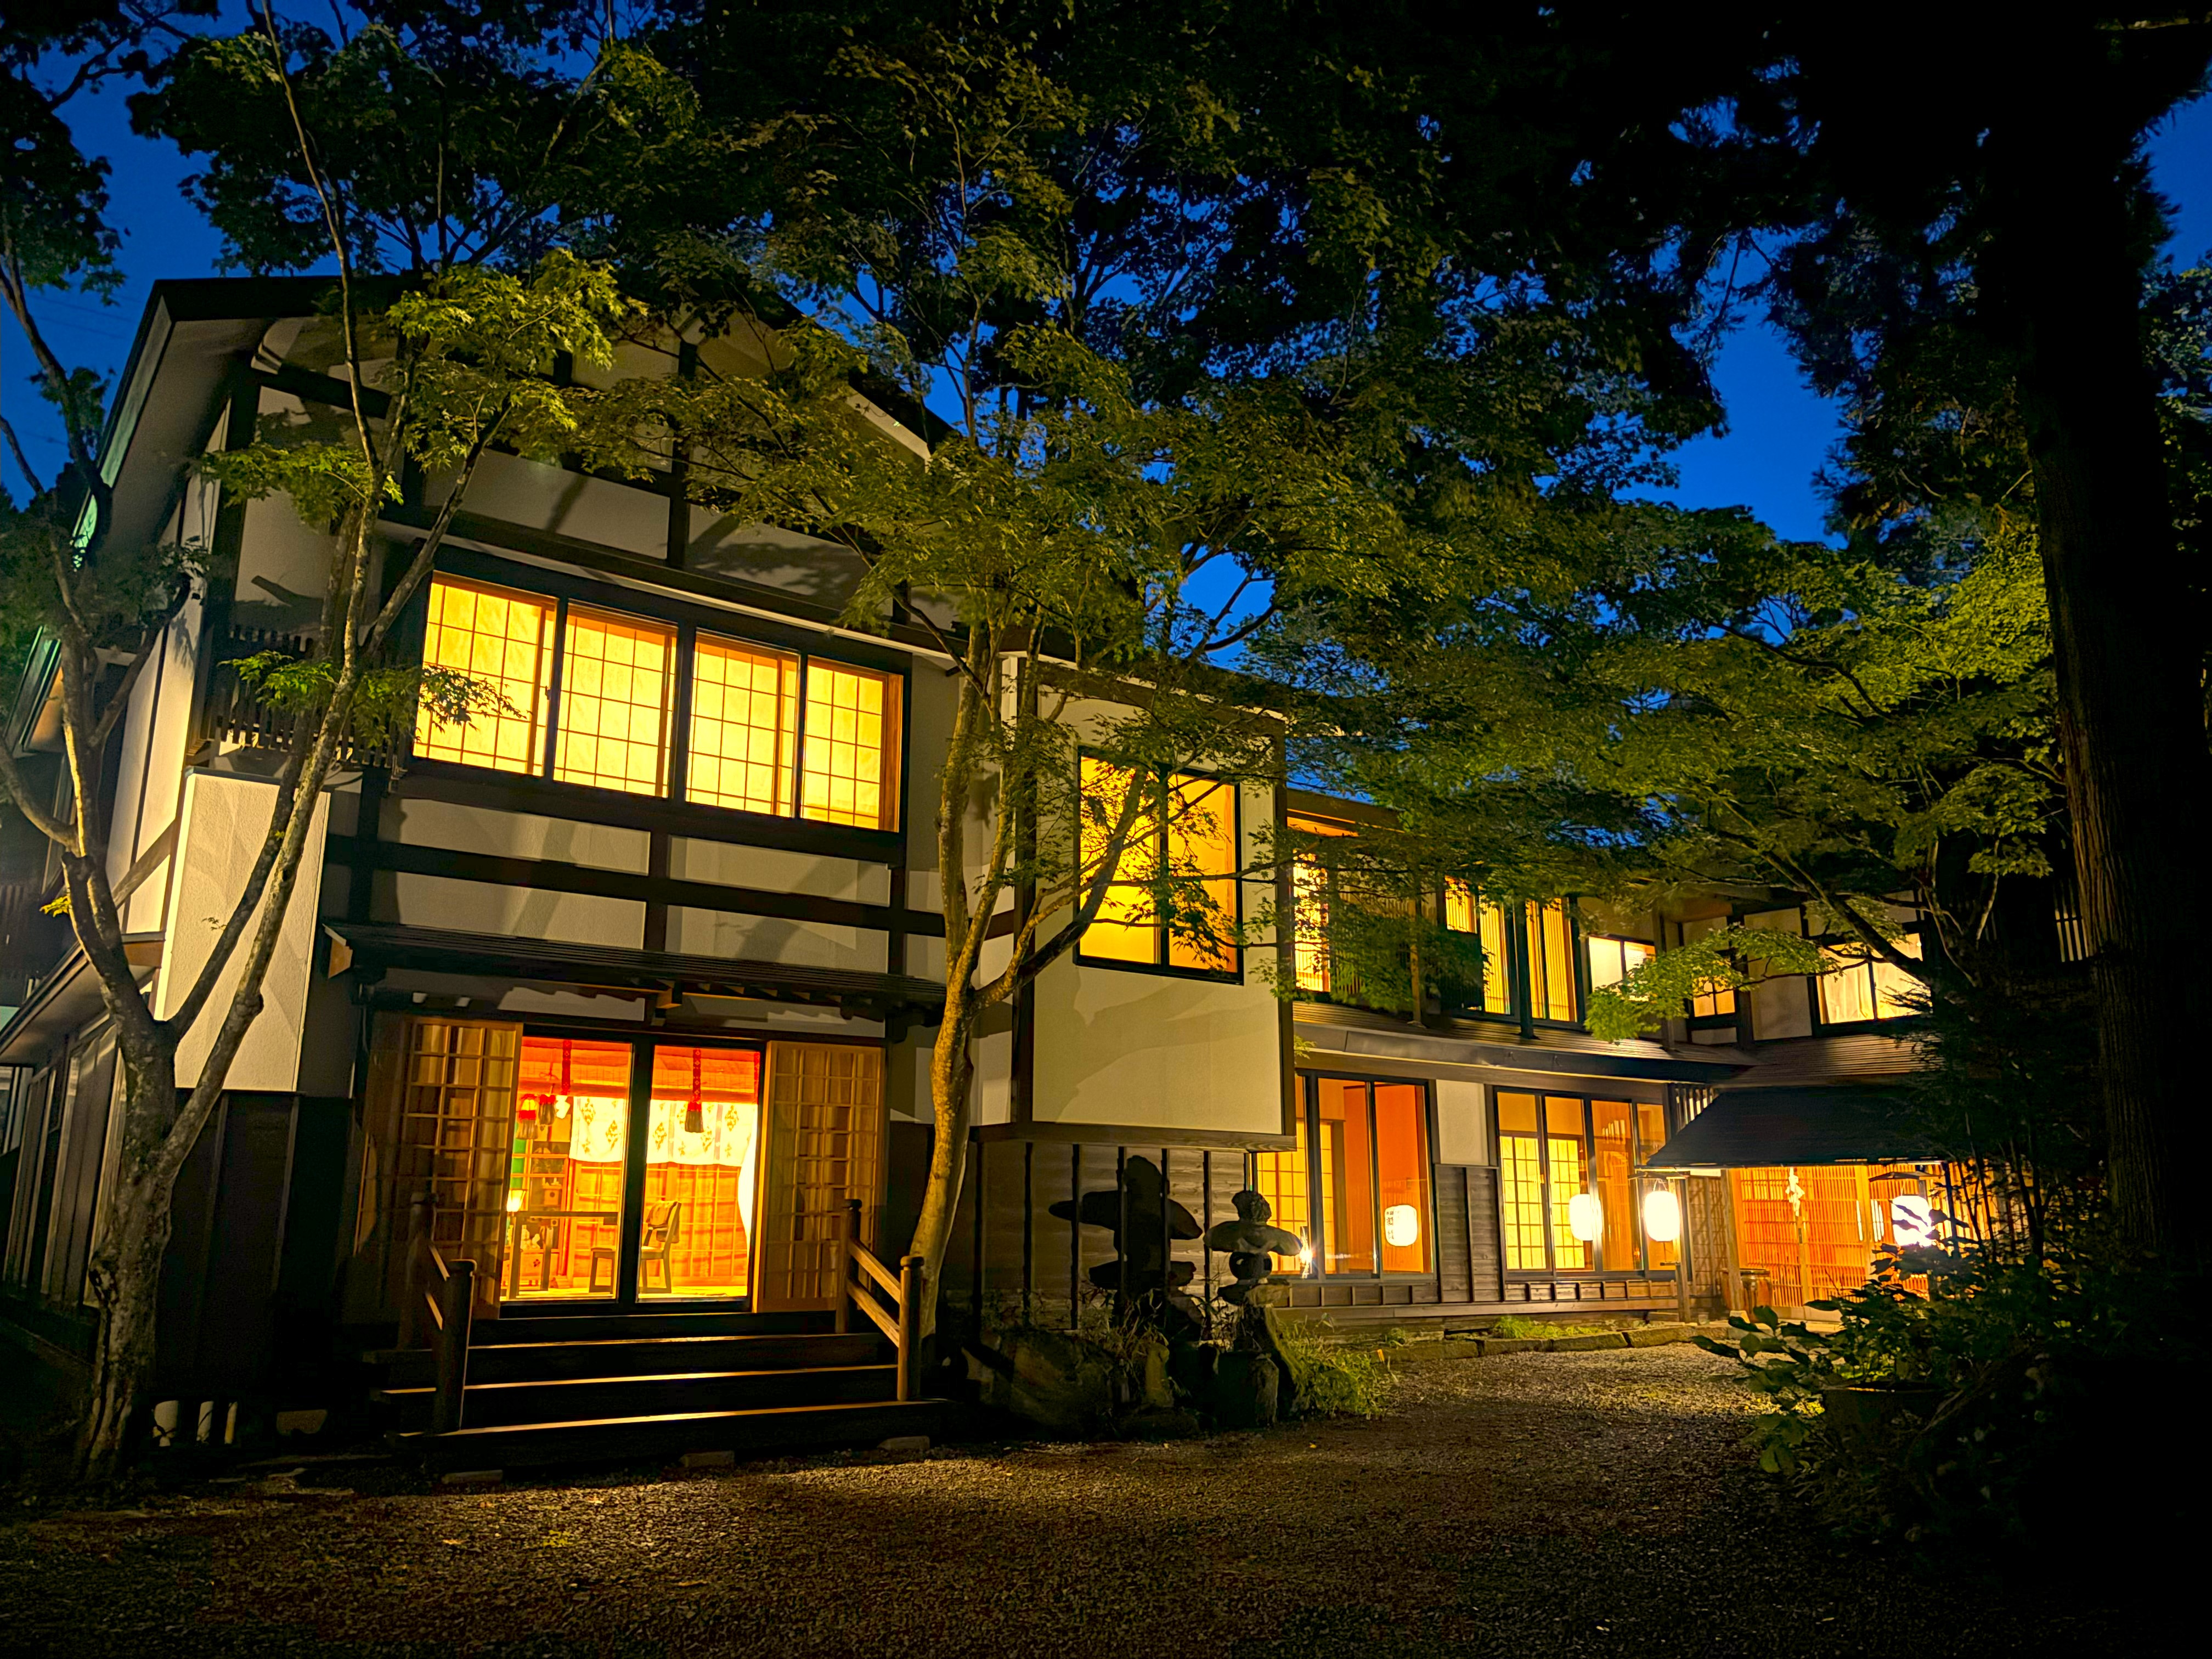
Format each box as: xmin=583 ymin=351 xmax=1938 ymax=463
xmin=1567 ymin=1191 xmax=1603 ymax=1243
xmin=505 ymin=1189 xmax=523 ymax=1214
xmin=1642 ymin=1187 xmax=1681 ymax=1244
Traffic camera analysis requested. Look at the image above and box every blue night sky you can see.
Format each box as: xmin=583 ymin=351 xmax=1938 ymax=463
xmin=6 ymin=54 xmax=2212 ymax=540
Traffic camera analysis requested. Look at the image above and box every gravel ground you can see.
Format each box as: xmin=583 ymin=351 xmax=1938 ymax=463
xmin=0 ymin=1344 xmax=2152 ymax=1658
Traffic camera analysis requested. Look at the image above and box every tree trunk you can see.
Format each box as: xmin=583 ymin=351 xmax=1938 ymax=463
xmin=1986 ymin=89 xmax=2212 ymax=1259
xmin=906 ymin=1006 xmax=976 ymax=1344
xmin=77 ymin=1175 xmax=172 ymax=1479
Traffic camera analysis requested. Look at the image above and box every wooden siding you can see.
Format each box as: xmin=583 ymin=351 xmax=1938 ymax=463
xmin=1464 ymin=1165 xmax=1504 ymax=1303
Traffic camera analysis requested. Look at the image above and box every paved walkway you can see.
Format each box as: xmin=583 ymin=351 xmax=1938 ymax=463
xmin=0 ymin=1344 xmax=2147 ymax=1657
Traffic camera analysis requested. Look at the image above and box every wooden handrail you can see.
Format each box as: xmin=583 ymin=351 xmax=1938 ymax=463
xmin=836 ymin=1199 xmax=924 ymax=1402
xmin=397 ymin=1187 xmax=474 ymax=1434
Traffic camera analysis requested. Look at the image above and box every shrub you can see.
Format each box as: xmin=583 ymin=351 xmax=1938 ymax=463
xmin=1700 ymin=1240 xmax=2204 ymax=1548
xmin=1266 ymin=1316 xmax=1395 ymax=1419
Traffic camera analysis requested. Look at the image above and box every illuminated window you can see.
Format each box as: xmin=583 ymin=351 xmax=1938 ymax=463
xmin=1500 ymin=1090 xmax=1678 ymax=1277
xmin=1818 ymin=933 xmax=1923 ymax=1024
xmin=1586 ymin=935 xmax=1656 ymax=992
xmin=553 ymin=608 xmax=674 ymax=795
xmin=1677 ymin=916 xmax=1737 ymax=1018
xmin=1076 ymin=757 xmax=1239 ymax=974
xmin=688 ymin=636 xmax=798 ymax=816
xmin=1443 ymin=879 xmax=1514 ymax=1014
xmin=800 ymin=662 xmax=899 ymax=830
xmin=415 ymin=578 xmax=552 ymax=773
xmin=1288 ymin=814 xmax=1356 ymax=992
xmin=1527 ymin=901 xmax=1577 ymax=1022
xmin=1253 ymin=1118 xmax=1313 ymax=1275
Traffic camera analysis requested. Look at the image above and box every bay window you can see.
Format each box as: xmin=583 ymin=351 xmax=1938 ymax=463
xmin=413 ymin=574 xmax=901 ymax=832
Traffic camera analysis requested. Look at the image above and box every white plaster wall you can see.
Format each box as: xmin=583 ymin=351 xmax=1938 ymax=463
xmin=431 ymin=451 xmax=669 ymax=559
xmin=683 ymin=512 xmax=869 ymax=605
xmin=392 ymin=797 xmax=651 ymax=872
xmin=671 ymin=838 xmax=886 ymax=903
xmin=1434 ymin=1079 xmax=1490 ymax=1166
xmin=389 ymin=871 xmax=643 ymax=949
xmin=1750 ymin=974 xmax=1814 ymax=1040
xmin=665 ymin=906 xmax=886 ymax=972
xmin=973 ymin=1025 xmax=1012 ymax=1126
xmin=155 ymin=771 xmax=329 ymax=1090
xmin=1028 ymin=952 xmax=1280 ymax=1136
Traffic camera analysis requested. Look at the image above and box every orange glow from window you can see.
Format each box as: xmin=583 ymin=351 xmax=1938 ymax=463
xmin=1079 ymin=759 xmax=1239 ymax=970
xmin=1252 ymin=1116 xmax=1312 ymax=1274
xmin=552 ymin=608 xmax=674 ymax=795
xmin=1078 ymin=757 xmax=1159 ymax=963
xmin=1167 ymin=776 xmax=1236 ymax=972
xmin=1528 ymin=900 xmax=1577 ymax=1022
xmin=687 ymin=636 xmax=799 ymax=816
xmin=1289 ymin=814 xmax=1354 ymax=992
xmin=1445 ymin=880 xmax=1514 ymax=1014
xmin=415 ymin=577 xmax=551 ymax=773
xmin=800 ymin=662 xmax=898 ymax=829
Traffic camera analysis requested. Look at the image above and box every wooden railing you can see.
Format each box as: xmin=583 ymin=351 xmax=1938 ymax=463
xmin=834 ymin=1199 xmax=924 ymax=1402
xmin=398 ymin=1189 xmax=475 ymax=1434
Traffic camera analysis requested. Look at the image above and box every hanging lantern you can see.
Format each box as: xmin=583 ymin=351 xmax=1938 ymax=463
xmin=1383 ymin=1205 xmax=1420 ymax=1248
xmin=684 ymin=1048 xmax=704 ymax=1136
xmin=1568 ymin=1192 xmax=1604 ymax=1243
xmin=1891 ymin=1193 xmax=1936 ymax=1248
xmin=1642 ymin=1187 xmax=1681 ymax=1244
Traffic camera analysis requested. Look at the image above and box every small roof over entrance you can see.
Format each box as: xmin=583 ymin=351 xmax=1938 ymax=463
xmin=1645 ymin=1085 xmax=1934 ymax=1170
xmin=324 ymin=922 xmax=946 ymax=1026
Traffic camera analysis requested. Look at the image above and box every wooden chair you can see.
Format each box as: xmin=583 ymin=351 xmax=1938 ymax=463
xmin=590 ymin=1199 xmax=683 ymax=1296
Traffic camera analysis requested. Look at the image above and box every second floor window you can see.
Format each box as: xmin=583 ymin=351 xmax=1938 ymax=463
xmin=1442 ymin=879 xmax=1513 ymax=1015
xmin=415 ymin=575 xmax=901 ymax=831
xmin=1817 ymin=933 xmax=1923 ymax=1024
xmin=1077 ymin=757 xmax=1238 ymax=974
xmin=1587 ymin=934 xmax=1657 ymax=993
xmin=1525 ymin=900 xmax=1578 ymax=1022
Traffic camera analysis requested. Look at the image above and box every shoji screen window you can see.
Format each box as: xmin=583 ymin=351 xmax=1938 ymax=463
xmin=688 ymin=636 xmax=799 ymax=816
xmin=801 ymin=662 xmax=900 ymax=830
xmin=1288 ymin=814 xmax=1357 ymax=993
xmin=1818 ymin=932 xmax=1923 ymax=1025
xmin=416 ymin=578 xmax=552 ymax=772
xmin=1251 ymin=1118 xmax=1314 ymax=1276
xmin=552 ymin=608 xmax=675 ymax=795
xmin=1443 ymin=879 xmax=1513 ymax=1014
xmin=1526 ymin=901 xmax=1578 ymax=1022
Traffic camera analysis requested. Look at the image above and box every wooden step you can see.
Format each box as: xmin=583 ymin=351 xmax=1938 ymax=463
xmin=393 ymin=1397 xmax=946 ymax=1471
xmin=371 ymin=1330 xmax=884 ymax=1389
xmin=473 ymin=1310 xmax=832 ymax=1345
xmin=374 ymin=1364 xmax=899 ymax=1430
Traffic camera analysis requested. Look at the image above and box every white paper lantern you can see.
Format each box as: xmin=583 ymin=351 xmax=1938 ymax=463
xmin=1568 ymin=1191 xmax=1604 ymax=1243
xmin=1642 ymin=1187 xmax=1681 ymax=1244
xmin=1383 ymin=1204 xmax=1420 ymax=1248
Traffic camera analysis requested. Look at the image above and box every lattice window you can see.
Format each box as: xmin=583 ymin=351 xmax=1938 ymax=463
xmin=800 ymin=662 xmax=898 ymax=829
xmin=688 ymin=636 xmax=798 ymax=816
xmin=552 ymin=607 xmax=674 ymax=795
xmin=415 ymin=578 xmax=551 ymax=773
xmin=754 ymin=1043 xmax=885 ymax=1310
xmin=1252 ymin=1117 xmax=1312 ymax=1273
xmin=1499 ymin=1135 xmax=1548 ymax=1270
xmin=1444 ymin=880 xmax=1514 ymax=1014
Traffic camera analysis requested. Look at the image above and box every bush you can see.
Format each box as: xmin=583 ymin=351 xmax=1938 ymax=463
xmin=1266 ymin=1316 xmax=1395 ymax=1419
xmin=1700 ymin=1240 xmax=2204 ymax=1549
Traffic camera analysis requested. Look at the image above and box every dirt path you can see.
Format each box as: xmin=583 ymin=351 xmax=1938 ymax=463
xmin=0 ymin=1344 xmax=2146 ymax=1657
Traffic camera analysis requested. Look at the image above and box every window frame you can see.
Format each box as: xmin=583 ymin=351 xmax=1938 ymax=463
xmin=1262 ymin=1073 xmax=1438 ymax=1282
xmin=409 ymin=558 xmax=909 ymax=844
xmin=1071 ymin=752 xmax=1245 ymax=983
xmin=1492 ymin=1087 xmax=1683 ymax=1282
xmin=1810 ymin=922 xmax=1927 ymax=1032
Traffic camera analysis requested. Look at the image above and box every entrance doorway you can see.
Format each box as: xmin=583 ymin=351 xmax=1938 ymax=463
xmin=502 ymin=1035 xmax=764 ymax=1307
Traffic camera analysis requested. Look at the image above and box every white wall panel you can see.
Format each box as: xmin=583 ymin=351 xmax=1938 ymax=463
xmin=670 ymin=838 xmax=885 ymax=902
xmin=155 ymin=770 xmax=329 ymax=1090
xmin=390 ymin=871 xmax=642 ymax=949
xmin=391 ymin=797 xmax=650 ymax=872
xmin=1434 ymin=1079 xmax=1490 ymax=1166
xmin=434 ymin=451 xmax=668 ymax=558
xmin=666 ymin=906 xmax=886 ymax=972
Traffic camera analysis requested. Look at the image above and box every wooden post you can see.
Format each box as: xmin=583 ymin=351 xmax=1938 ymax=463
xmin=399 ymin=1188 xmax=431 ymax=1350
xmin=433 ymin=1259 xmax=473 ymax=1434
xmin=896 ymin=1254 xmax=924 ymax=1402
xmin=836 ymin=1200 xmax=856 ymax=1334
xmin=1673 ymin=1177 xmax=1692 ymax=1327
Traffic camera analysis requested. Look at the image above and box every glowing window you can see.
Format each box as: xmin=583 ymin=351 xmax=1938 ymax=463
xmin=1586 ymin=935 xmax=1656 ymax=992
xmin=1545 ymin=1094 xmax=1591 ymax=1269
xmin=687 ymin=636 xmax=799 ymax=816
xmin=1818 ymin=932 xmax=1923 ymax=1024
xmin=415 ymin=577 xmax=552 ymax=773
xmin=1076 ymin=757 xmax=1240 ymax=974
xmin=800 ymin=662 xmax=899 ymax=830
xmin=1288 ymin=814 xmax=1356 ymax=992
xmin=1497 ymin=1092 xmax=1549 ymax=1271
xmin=1527 ymin=900 xmax=1578 ymax=1022
xmin=551 ymin=608 xmax=675 ymax=795
xmin=1252 ymin=1117 xmax=1313 ymax=1275
xmin=1444 ymin=879 xmax=1514 ymax=1014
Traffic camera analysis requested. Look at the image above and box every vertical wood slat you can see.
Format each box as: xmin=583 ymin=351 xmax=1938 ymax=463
xmin=754 ymin=1042 xmax=885 ymax=1311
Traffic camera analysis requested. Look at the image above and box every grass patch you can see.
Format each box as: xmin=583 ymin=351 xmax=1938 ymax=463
xmin=1485 ymin=1316 xmax=1616 ymax=1341
xmin=1271 ymin=1318 xmax=1395 ymax=1419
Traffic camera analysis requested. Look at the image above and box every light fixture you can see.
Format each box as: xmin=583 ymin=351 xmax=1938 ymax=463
xmin=1568 ymin=1192 xmax=1603 ymax=1243
xmin=1383 ymin=1205 xmax=1420 ymax=1248
xmin=1642 ymin=1188 xmax=1681 ymax=1244
xmin=505 ymin=1189 xmax=523 ymax=1214
xmin=1891 ymin=1193 xmax=1935 ymax=1248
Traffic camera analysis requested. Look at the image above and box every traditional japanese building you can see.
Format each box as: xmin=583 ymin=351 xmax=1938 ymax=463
xmin=0 ymin=278 xmax=1950 ymax=1465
